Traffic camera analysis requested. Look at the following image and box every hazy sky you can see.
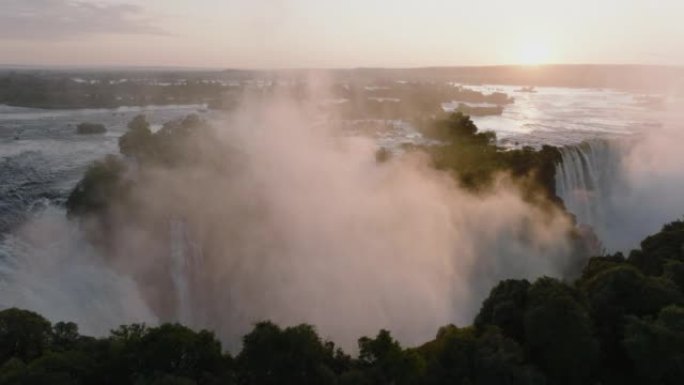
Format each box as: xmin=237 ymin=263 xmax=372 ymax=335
xmin=1 ymin=0 xmax=683 ymax=68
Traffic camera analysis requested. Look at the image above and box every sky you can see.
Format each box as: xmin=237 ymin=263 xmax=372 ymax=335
xmin=1 ymin=0 xmax=683 ymax=69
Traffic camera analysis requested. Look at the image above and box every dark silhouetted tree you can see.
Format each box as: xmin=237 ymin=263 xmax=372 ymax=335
xmin=624 ymin=305 xmax=684 ymax=385
xmin=524 ymin=278 xmax=599 ymax=385
xmin=475 ymin=279 xmax=531 ymax=343
xmin=0 ymin=308 xmax=52 ymax=365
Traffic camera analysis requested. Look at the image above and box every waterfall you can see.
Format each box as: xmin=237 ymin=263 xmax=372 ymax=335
xmin=169 ymin=219 xmax=204 ymax=325
xmin=0 ymin=206 xmax=156 ymax=334
xmin=555 ymin=139 xmax=625 ymax=249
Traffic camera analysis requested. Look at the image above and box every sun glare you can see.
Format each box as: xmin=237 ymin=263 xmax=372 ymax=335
xmin=519 ymin=42 xmax=552 ymax=66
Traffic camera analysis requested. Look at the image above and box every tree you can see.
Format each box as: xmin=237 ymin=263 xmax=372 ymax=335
xmin=524 ymin=278 xmax=599 ymax=385
xmin=50 ymin=322 xmax=80 ymax=352
xmin=640 ymin=220 xmax=684 ymax=263
xmin=419 ymin=325 xmax=543 ymax=385
xmin=357 ymin=329 xmax=424 ymax=385
xmin=474 ymin=279 xmax=531 ymax=344
xmin=419 ymin=325 xmax=474 ymax=385
xmin=664 ymin=260 xmax=684 ymax=293
xmin=0 ymin=308 xmax=52 ymax=365
xmin=579 ymin=253 xmax=626 ymax=282
xmin=237 ymin=322 xmax=335 ymax=385
xmin=471 ymin=328 xmax=545 ymax=385
xmin=629 ymin=219 xmax=684 ymax=275
xmin=13 ymin=351 xmax=95 ymax=385
xmin=432 ymin=112 xmax=479 ymax=140
xmin=579 ymin=265 xmax=682 ymax=384
xmin=119 ymin=114 xmax=154 ymax=159
xmin=624 ymin=305 xmax=684 ymax=385
xmin=65 ymin=155 xmax=128 ymax=218
xmin=137 ymin=323 xmax=228 ymax=384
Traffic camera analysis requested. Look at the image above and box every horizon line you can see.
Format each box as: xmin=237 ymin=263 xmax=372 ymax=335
xmin=1 ymin=62 xmax=683 ymax=73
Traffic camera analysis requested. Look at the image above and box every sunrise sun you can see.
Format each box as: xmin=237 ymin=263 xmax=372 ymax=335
xmin=519 ymin=41 xmax=552 ymax=66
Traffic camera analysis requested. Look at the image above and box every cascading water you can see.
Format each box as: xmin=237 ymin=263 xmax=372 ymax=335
xmin=169 ymin=219 xmax=204 ymax=325
xmin=555 ymin=139 xmax=627 ymax=251
xmin=0 ymin=206 xmax=157 ymax=334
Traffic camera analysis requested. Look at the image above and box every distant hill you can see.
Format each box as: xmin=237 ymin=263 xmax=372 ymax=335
xmin=1 ymin=64 xmax=682 ymax=92
xmin=0 ymin=65 xmax=681 ymax=110
xmin=232 ymin=64 xmax=684 ymax=92
xmin=332 ymin=64 xmax=684 ymax=92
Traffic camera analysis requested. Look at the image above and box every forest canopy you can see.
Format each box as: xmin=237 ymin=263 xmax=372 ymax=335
xmin=1 ymin=218 xmax=683 ymax=385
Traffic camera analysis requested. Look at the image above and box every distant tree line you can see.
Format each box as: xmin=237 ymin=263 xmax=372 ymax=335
xmin=332 ymin=82 xmax=512 ymax=120
xmin=0 ymin=73 xmax=228 ymax=109
xmin=0 ymin=72 xmax=514 ymax=120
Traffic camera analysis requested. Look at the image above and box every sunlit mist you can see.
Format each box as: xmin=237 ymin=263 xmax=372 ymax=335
xmin=1 ymin=0 xmax=684 ymax=384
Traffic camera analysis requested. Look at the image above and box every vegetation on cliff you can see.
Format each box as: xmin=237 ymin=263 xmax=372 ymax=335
xmin=417 ymin=112 xmax=562 ymax=206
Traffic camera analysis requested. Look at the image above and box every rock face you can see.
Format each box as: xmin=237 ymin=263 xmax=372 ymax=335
xmin=76 ymin=122 xmax=106 ymax=135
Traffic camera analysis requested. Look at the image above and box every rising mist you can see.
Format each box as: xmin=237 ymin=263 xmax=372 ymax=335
xmin=0 ymin=90 xmax=584 ymax=350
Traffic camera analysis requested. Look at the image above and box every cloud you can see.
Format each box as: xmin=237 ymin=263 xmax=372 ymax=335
xmin=0 ymin=0 xmax=166 ymax=40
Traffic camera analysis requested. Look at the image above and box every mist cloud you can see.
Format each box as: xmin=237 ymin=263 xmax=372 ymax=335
xmin=0 ymin=91 xmax=583 ymax=351
xmin=600 ymin=98 xmax=684 ymax=251
xmin=0 ymin=206 xmax=156 ymax=334
xmin=96 ymin=95 xmax=579 ymax=349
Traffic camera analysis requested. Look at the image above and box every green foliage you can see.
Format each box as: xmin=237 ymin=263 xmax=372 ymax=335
xmin=624 ymin=305 xmax=684 ymax=385
xmin=2 ymin=213 xmax=684 ymax=385
xmin=0 ymin=358 xmax=28 ymax=385
xmin=523 ymin=278 xmax=599 ymax=385
xmin=419 ymin=325 xmax=543 ymax=385
xmin=135 ymin=324 xmax=229 ymax=385
xmin=578 ymin=260 xmax=683 ymax=384
xmin=65 ymin=155 xmax=128 ymax=218
xmin=0 ymin=318 xmax=231 ymax=385
xmin=237 ymin=321 xmax=336 ymax=385
xmin=357 ymin=329 xmax=424 ymax=385
xmin=425 ymin=112 xmax=491 ymax=144
xmin=474 ymin=279 xmax=531 ymax=343
xmin=68 ymin=113 xmax=219 ymax=221
xmin=117 ymin=113 xmax=214 ymax=166
xmin=579 ymin=253 xmax=626 ymax=282
xmin=581 ymin=265 xmax=683 ymax=334
xmin=119 ymin=114 xmax=154 ymax=159
xmin=420 ymin=113 xmax=561 ymax=203
xmin=111 ymin=323 xmax=149 ymax=342
xmin=565 ymin=220 xmax=684 ymax=385
xmin=469 ymin=328 xmax=545 ymax=385
xmin=629 ymin=219 xmax=684 ymax=275
xmin=641 ymin=219 xmax=684 ymax=261
xmin=51 ymin=322 xmax=80 ymax=352
xmin=9 ymin=350 xmax=95 ymax=385
xmin=334 ymin=83 xmax=512 ymax=120
xmin=149 ymin=114 xmax=212 ymax=166
xmin=664 ymin=260 xmax=684 ymax=292
xmin=0 ymin=308 xmax=52 ymax=365
xmin=0 ymin=72 xmax=228 ymax=109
